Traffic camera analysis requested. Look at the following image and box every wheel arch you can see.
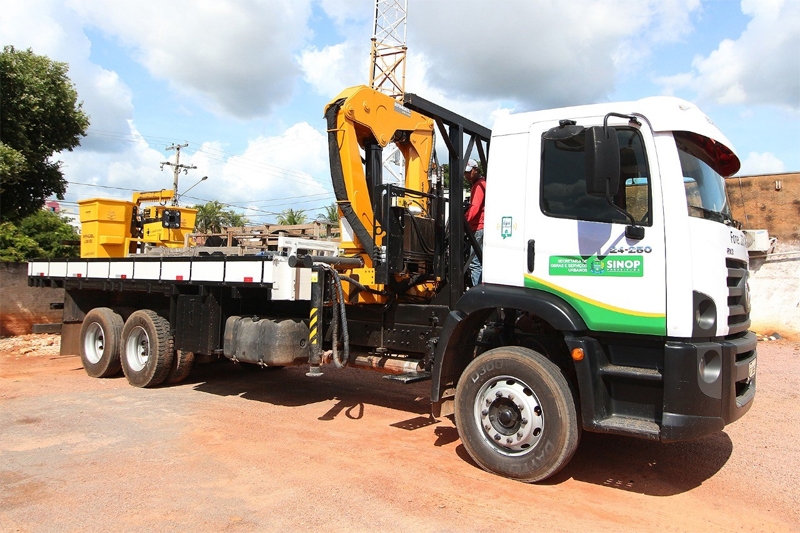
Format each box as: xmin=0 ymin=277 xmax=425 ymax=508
xmin=431 ymin=283 xmax=587 ymax=404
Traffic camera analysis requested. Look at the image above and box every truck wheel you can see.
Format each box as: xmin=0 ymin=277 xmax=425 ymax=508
xmin=454 ymin=346 xmax=580 ymax=483
xmin=79 ymin=307 xmax=123 ymax=378
xmin=120 ymin=310 xmax=174 ymax=388
xmin=166 ymin=350 xmax=195 ymax=384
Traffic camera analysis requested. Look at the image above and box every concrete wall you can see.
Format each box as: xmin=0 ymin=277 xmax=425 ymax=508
xmin=748 ymin=243 xmax=800 ymax=339
xmin=0 ymin=263 xmax=64 ymax=336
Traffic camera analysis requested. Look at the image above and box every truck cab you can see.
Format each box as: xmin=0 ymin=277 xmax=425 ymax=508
xmin=485 ymin=96 xmax=750 ymax=339
xmin=434 ymin=96 xmax=756 ymax=481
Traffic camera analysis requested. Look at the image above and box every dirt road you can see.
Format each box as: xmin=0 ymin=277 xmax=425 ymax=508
xmin=1 ymin=334 xmax=798 ymax=532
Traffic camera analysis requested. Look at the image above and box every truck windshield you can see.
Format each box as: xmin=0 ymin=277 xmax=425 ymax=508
xmin=674 ymin=131 xmax=734 ymax=225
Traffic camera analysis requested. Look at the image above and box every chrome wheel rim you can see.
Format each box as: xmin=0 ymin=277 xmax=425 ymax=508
xmin=125 ymin=326 xmax=150 ymax=372
xmin=473 ymin=375 xmax=544 ymax=455
xmin=83 ymin=322 xmax=105 ymax=364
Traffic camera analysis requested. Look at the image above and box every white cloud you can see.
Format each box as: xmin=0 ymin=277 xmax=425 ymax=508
xmin=658 ymin=0 xmax=800 ymax=110
xmin=318 ymin=0 xmax=371 ymax=28
xmin=410 ymin=0 xmax=702 ymax=110
xmin=738 ymin=152 xmax=786 ymax=176
xmin=58 ymin=121 xmax=174 ymax=207
xmin=1 ymin=0 xmax=135 ymax=153
xmin=182 ymin=123 xmax=333 ymax=220
xmin=299 ymin=41 xmax=368 ymax=97
xmin=66 ymin=0 xmax=314 ymax=119
xmin=59 ymin=121 xmax=334 ymax=221
xmin=301 ymin=0 xmax=702 ymax=112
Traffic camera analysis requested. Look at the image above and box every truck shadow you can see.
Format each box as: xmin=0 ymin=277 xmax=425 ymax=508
xmin=189 ymin=361 xmax=732 ymax=496
xmin=543 ymin=430 xmax=733 ymax=495
xmin=189 ymin=361 xmax=431 ymax=417
xmin=450 ymin=429 xmax=732 ymax=496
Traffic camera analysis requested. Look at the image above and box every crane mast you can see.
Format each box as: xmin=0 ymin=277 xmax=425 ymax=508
xmin=369 ymin=0 xmax=408 ymax=100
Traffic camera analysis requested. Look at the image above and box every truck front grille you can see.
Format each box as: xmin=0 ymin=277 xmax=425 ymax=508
xmin=726 ymin=258 xmax=750 ymax=334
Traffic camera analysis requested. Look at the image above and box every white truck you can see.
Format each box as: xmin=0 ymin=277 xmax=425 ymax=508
xmin=30 ymin=87 xmax=756 ymax=482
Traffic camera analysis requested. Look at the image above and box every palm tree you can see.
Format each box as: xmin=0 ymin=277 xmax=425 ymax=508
xmin=193 ymin=201 xmax=248 ymax=233
xmin=226 ymin=212 xmax=248 ymax=228
xmin=276 ymin=208 xmax=307 ymax=225
xmin=319 ymin=203 xmax=339 ymax=224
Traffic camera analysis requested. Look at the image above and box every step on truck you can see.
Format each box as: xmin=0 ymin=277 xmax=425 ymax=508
xmin=29 ymin=86 xmax=757 ymax=482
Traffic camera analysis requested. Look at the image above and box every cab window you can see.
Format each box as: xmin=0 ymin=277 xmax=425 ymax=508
xmin=540 ymin=128 xmax=651 ymax=225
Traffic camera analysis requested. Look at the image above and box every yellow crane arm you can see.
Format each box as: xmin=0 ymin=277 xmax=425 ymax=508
xmin=324 ymin=85 xmax=434 ymax=267
xmin=132 ymin=189 xmax=174 ymax=205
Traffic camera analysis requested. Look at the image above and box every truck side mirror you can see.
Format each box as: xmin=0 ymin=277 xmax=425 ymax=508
xmin=585 ymin=126 xmax=620 ymax=197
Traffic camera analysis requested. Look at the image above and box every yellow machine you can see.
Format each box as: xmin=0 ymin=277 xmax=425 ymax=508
xmin=132 ymin=190 xmax=197 ymax=250
xmin=78 ymin=189 xmax=197 ymax=258
xmin=325 ymin=85 xmax=438 ymax=304
xmin=78 ymin=198 xmax=136 ymax=258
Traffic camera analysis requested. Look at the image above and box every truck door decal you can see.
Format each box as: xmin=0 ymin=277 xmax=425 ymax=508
xmin=549 ymin=255 xmax=644 ymax=277
xmin=524 ymin=274 xmax=666 ymax=335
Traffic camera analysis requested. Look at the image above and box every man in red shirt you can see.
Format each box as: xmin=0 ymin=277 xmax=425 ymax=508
xmin=464 ymin=159 xmax=486 ymax=286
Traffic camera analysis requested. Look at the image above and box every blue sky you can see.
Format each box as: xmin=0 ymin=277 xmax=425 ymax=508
xmin=2 ymin=0 xmax=798 ymax=224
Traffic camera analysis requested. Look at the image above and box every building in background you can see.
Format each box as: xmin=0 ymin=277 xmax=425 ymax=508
xmin=727 ymin=172 xmax=799 ymax=244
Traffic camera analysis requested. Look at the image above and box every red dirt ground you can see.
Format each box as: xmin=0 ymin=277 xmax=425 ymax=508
xmin=1 ymin=334 xmax=798 ymax=532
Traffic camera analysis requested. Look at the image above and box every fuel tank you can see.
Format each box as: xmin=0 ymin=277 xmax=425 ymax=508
xmin=223 ymin=316 xmax=310 ymax=366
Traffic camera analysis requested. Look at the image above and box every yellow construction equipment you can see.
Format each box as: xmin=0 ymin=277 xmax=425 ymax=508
xmin=325 ymin=85 xmax=436 ymax=303
xmin=78 ymin=189 xmax=197 ymax=258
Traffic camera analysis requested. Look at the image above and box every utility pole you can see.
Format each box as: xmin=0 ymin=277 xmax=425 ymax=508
xmin=161 ymin=143 xmax=196 ymax=206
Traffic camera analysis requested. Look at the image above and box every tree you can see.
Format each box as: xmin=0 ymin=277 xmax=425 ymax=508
xmin=0 ymin=46 xmax=90 ymax=223
xmin=0 ymin=209 xmax=80 ymax=261
xmin=0 ymin=222 xmax=41 ymax=261
xmin=193 ymin=201 xmax=248 ymax=233
xmin=227 ymin=211 xmax=248 ymax=228
xmin=276 ymin=208 xmax=307 ymax=225
xmin=318 ymin=203 xmax=339 ymax=224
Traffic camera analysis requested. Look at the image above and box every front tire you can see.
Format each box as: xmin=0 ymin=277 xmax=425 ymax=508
xmin=79 ymin=308 xmax=123 ymax=378
xmin=454 ymin=346 xmax=580 ymax=482
xmin=120 ymin=310 xmax=174 ymax=388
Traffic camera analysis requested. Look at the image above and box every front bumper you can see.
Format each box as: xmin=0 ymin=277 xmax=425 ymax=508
xmin=660 ymin=331 xmax=757 ymax=441
xmin=568 ymin=331 xmax=757 ymax=442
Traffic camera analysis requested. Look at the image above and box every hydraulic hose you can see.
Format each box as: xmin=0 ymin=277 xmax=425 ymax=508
xmin=321 ymin=264 xmax=350 ymax=369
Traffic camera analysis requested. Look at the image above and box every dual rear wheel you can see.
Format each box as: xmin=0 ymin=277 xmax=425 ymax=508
xmin=120 ymin=310 xmax=174 ymax=388
xmin=79 ymin=308 xmax=123 ymax=378
xmin=78 ymin=308 xmax=194 ymax=387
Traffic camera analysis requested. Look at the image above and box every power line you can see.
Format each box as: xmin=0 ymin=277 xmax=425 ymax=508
xmin=226 ymin=192 xmax=333 ymax=207
xmin=66 ymin=181 xmax=140 ymax=192
xmin=83 ymin=127 xmax=331 ymax=190
xmin=65 ymin=181 xmax=334 ymax=207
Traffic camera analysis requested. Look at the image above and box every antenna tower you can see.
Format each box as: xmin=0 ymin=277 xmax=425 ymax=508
xmin=369 ymin=0 xmax=408 ymax=100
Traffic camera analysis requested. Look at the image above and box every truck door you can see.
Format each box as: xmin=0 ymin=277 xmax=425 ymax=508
xmin=523 ymin=119 xmax=667 ymax=336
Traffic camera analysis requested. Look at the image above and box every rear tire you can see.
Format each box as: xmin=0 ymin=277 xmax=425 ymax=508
xmin=79 ymin=308 xmax=123 ymax=378
xmin=120 ymin=310 xmax=174 ymax=388
xmin=454 ymin=346 xmax=580 ymax=483
xmin=166 ymin=350 xmax=195 ymax=384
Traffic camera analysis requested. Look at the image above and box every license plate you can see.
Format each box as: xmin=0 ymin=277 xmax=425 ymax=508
xmin=748 ymin=359 xmax=757 ymax=380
